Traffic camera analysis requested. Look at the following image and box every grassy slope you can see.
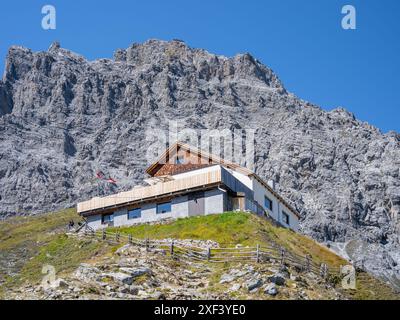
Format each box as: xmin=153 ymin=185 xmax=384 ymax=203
xmin=0 ymin=209 xmax=398 ymax=300
xmin=113 ymin=212 xmax=346 ymax=268
xmin=113 ymin=212 xmax=399 ymax=300
xmin=0 ymin=209 xmax=115 ymax=297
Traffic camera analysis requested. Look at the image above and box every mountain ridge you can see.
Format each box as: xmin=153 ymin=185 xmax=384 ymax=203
xmin=0 ymin=39 xmax=399 ymax=289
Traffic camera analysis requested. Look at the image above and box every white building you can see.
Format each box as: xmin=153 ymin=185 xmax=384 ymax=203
xmin=77 ymin=142 xmax=300 ymax=231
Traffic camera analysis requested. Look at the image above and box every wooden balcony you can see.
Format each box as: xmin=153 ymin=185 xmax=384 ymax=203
xmin=77 ymin=167 xmax=223 ymax=214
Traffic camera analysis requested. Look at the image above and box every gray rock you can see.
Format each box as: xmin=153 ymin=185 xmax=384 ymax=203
xmin=128 ymin=285 xmax=141 ymax=295
xmin=118 ymin=286 xmax=130 ymax=294
xmin=279 ymin=266 xmax=290 ymax=279
xmin=246 ymin=278 xmax=263 ymax=291
xmin=264 ymin=283 xmax=278 ymax=296
xmin=119 ymin=267 xmax=151 ymax=278
xmin=115 ymin=244 xmax=132 ymax=256
xmin=103 ymin=272 xmax=134 ymax=285
xmin=117 ymin=292 xmax=126 ymax=299
xmin=1 ymin=39 xmax=400 ymax=290
xmin=52 ymin=278 xmax=69 ymax=289
xmin=219 ymin=273 xmax=236 ymax=284
xmin=74 ymin=264 xmax=100 ymax=282
xmin=268 ymin=273 xmax=286 ymax=286
xmin=151 ymin=291 xmax=166 ymax=300
xmin=229 ymin=283 xmax=241 ymax=291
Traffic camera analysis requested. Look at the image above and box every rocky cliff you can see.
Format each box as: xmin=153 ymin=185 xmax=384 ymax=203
xmin=0 ymin=39 xmax=399 ymax=288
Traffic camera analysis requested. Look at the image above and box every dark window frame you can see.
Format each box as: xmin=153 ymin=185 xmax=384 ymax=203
xmin=264 ymin=196 xmax=273 ymax=211
xmin=175 ymin=155 xmax=185 ymax=164
xmin=157 ymin=202 xmax=172 ymax=214
xmin=282 ymin=211 xmax=290 ymax=225
xmin=102 ymin=213 xmax=114 ymax=224
xmin=128 ymin=208 xmax=141 ymax=220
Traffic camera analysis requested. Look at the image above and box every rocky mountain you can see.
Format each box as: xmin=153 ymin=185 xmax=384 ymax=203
xmin=0 ymin=39 xmax=399 ymax=289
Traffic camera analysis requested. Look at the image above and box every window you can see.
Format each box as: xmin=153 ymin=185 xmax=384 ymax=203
xmin=282 ymin=211 xmax=290 ymax=225
xmin=128 ymin=208 xmax=141 ymax=220
xmin=157 ymin=202 xmax=171 ymax=214
xmin=102 ymin=213 xmax=114 ymax=224
xmin=175 ymin=155 xmax=185 ymax=164
xmin=264 ymin=196 xmax=273 ymax=211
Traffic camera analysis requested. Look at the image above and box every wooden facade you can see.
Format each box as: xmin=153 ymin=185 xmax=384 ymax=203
xmin=151 ymin=147 xmax=212 ymax=177
xmin=146 ymin=142 xmax=254 ymax=177
xmin=77 ymin=167 xmax=223 ymax=215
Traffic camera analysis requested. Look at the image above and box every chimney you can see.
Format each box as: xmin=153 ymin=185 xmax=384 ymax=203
xmin=267 ymin=180 xmax=276 ymax=190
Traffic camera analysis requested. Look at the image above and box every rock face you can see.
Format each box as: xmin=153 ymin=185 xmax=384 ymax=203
xmin=0 ymin=39 xmax=399 ymax=287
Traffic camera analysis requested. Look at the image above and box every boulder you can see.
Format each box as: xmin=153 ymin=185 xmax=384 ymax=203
xmin=128 ymin=285 xmax=141 ymax=295
xmin=119 ymin=267 xmax=152 ymax=278
xmin=268 ymin=273 xmax=286 ymax=286
xmin=104 ymin=272 xmax=134 ymax=285
xmin=74 ymin=264 xmax=101 ymax=282
xmin=151 ymin=291 xmax=166 ymax=300
xmin=229 ymin=283 xmax=241 ymax=291
xmin=115 ymin=244 xmax=132 ymax=256
xmin=268 ymin=272 xmax=286 ymax=286
xmin=246 ymin=279 xmax=263 ymax=291
xmin=51 ymin=278 xmax=69 ymax=289
xmin=264 ymin=283 xmax=278 ymax=296
xmin=279 ymin=265 xmax=290 ymax=278
xmin=219 ymin=273 xmax=236 ymax=284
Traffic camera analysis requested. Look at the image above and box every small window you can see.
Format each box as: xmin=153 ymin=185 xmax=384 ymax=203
xmin=282 ymin=211 xmax=290 ymax=225
xmin=175 ymin=155 xmax=185 ymax=164
xmin=264 ymin=196 xmax=273 ymax=211
xmin=102 ymin=213 xmax=114 ymax=224
xmin=157 ymin=202 xmax=171 ymax=214
xmin=128 ymin=208 xmax=141 ymax=220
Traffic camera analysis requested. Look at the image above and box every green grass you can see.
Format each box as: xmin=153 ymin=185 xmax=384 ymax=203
xmin=1 ymin=209 xmax=398 ymax=300
xmin=113 ymin=212 xmax=346 ymax=268
xmin=0 ymin=208 xmax=77 ymax=251
xmin=18 ymin=234 xmax=114 ymax=285
xmin=112 ymin=212 xmax=255 ymax=246
xmin=112 ymin=211 xmax=399 ymax=300
xmin=0 ymin=208 xmax=116 ymax=297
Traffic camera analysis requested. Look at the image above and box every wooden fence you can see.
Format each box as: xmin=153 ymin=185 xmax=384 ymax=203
xmin=79 ymin=228 xmax=341 ymax=282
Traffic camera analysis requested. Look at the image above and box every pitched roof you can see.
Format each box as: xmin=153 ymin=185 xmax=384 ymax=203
xmin=145 ymin=141 xmax=254 ymax=176
xmin=145 ymin=142 xmax=301 ymax=218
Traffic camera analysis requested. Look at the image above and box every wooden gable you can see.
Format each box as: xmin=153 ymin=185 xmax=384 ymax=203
xmin=145 ymin=142 xmax=255 ymax=177
xmin=149 ymin=145 xmax=213 ymax=177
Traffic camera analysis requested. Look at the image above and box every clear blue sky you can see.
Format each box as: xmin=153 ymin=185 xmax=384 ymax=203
xmin=0 ymin=0 xmax=399 ymax=132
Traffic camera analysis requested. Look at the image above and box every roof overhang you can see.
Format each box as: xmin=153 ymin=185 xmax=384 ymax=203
xmin=250 ymin=173 xmax=301 ymax=219
xmin=145 ymin=141 xmax=254 ymax=177
xmin=79 ymin=182 xmax=225 ymax=218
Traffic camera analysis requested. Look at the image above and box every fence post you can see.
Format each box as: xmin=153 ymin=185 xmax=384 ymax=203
xmin=170 ymin=240 xmax=174 ymax=256
xmin=280 ymin=247 xmax=286 ymax=266
xmin=256 ymin=244 xmax=260 ymax=263
xmin=116 ymin=232 xmax=120 ymax=242
xmin=145 ymin=238 xmax=149 ymax=252
xmin=128 ymin=234 xmax=132 ymax=244
xmin=320 ymin=264 xmax=325 ymax=278
xmin=324 ymin=264 xmax=329 ymax=280
xmin=207 ymin=247 xmax=211 ymax=261
xmin=305 ymin=255 xmax=311 ymax=272
xmin=102 ymin=229 xmax=106 ymax=240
